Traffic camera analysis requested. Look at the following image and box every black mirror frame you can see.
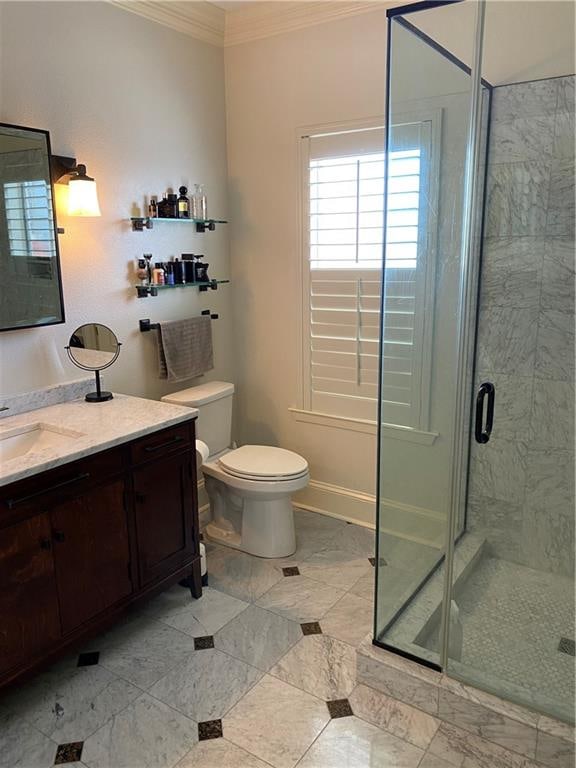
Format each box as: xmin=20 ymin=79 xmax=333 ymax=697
xmin=0 ymin=121 xmax=66 ymax=333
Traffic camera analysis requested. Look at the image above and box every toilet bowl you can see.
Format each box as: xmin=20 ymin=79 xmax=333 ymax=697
xmin=162 ymin=383 xmax=309 ymax=558
xmin=203 ymin=445 xmax=309 ymax=558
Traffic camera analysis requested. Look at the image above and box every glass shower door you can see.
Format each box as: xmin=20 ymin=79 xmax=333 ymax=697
xmin=377 ymin=1 xmax=575 ymax=726
xmin=442 ymin=68 xmax=576 ymax=724
xmin=374 ymin=6 xmax=488 ymax=668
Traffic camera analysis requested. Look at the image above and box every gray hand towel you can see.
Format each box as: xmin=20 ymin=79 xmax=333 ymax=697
xmin=157 ymin=316 xmax=214 ymax=382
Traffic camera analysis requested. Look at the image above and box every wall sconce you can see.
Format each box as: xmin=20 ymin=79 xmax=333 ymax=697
xmin=50 ymin=155 xmax=101 ymax=217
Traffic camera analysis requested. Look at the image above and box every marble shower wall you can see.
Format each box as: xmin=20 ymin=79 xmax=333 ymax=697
xmin=468 ymin=75 xmax=575 ymax=577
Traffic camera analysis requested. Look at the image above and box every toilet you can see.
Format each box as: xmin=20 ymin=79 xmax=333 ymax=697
xmin=161 ymin=382 xmax=309 ymax=558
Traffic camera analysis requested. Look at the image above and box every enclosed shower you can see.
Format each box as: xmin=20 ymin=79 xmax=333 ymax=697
xmin=374 ymin=0 xmax=575 ymax=726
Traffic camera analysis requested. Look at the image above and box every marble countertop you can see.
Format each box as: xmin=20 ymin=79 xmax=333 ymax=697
xmin=0 ymin=394 xmax=198 ymax=488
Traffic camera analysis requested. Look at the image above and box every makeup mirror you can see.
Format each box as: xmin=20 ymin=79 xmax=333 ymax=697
xmin=66 ymin=323 xmax=121 ymax=402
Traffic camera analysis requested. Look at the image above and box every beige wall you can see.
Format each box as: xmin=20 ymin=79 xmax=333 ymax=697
xmin=0 ymin=1 xmax=232 ymax=401
xmin=225 ymin=10 xmax=389 ymax=526
xmin=224 ymin=6 xmax=482 ymax=535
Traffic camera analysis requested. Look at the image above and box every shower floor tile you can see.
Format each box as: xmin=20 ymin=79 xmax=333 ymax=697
xmin=432 ymin=556 xmax=575 ymax=718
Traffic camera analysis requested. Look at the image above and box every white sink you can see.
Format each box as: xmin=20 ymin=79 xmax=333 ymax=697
xmin=0 ymin=424 xmax=84 ymax=463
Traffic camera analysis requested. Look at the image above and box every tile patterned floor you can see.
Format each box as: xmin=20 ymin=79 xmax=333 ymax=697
xmin=424 ymin=555 xmax=575 ymax=721
xmin=0 ymin=511 xmax=562 ymax=767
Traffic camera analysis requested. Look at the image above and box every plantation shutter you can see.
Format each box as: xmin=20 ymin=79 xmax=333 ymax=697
xmin=305 ymin=122 xmax=432 ymax=426
xmin=1 ymin=148 xmax=57 ymax=280
xmin=5 ymin=179 xmax=56 ymax=261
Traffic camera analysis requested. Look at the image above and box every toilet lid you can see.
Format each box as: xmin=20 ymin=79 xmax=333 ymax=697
xmin=218 ymin=445 xmax=308 ymax=480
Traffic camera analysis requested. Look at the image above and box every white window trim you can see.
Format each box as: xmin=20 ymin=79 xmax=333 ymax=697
xmin=289 ymin=407 xmax=438 ymax=444
xmin=295 ymin=111 xmax=442 ymax=441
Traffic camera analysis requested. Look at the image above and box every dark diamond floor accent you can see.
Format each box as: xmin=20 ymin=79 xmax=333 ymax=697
xmin=54 ymin=742 xmax=84 ymax=764
xmin=194 ymin=635 xmax=215 ymax=650
xmin=301 ymin=621 xmax=322 ymax=636
xmin=282 ymin=566 xmax=300 ymax=577
xmin=77 ymin=651 xmax=100 ymax=667
xmin=368 ymin=557 xmax=375 ymax=566
xmin=198 ymin=719 xmax=223 ymax=741
xmin=558 ymin=637 xmax=575 ymax=656
xmin=327 ymin=699 xmax=353 ymax=718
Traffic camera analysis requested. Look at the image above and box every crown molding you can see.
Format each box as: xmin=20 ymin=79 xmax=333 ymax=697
xmin=224 ymin=1 xmax=390 ymax=47
xmin=110 ymin=1 xmax=226 ymax=47
xmin=109 ymin=1 xmax=395 ymax=49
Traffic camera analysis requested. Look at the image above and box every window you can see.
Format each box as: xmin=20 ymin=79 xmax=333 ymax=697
xmin=4 ymin=180 xmax=56 ymax=262
xmin=301 ymin=119 xmax=437 ymax=428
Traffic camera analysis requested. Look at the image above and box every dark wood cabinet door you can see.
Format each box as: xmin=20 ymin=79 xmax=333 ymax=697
xmin=50 ymin=479 xmax=132 ymax=634
xmin=0 ymin=514 xmax=61 ymax=676
xmin=133 ymin=452 xmax=195 ymax=586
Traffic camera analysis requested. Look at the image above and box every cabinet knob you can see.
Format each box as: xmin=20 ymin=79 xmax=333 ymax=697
xmin=39 ymin=537 xmax=52 ymax=551
xmin=53 ymin=530 xmax=66 ymax=543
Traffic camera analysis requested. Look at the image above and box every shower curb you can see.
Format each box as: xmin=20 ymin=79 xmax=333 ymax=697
xmin=356 ymin=636 xmax=575 ymax=768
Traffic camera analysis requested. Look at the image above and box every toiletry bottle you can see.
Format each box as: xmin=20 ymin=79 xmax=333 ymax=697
xmin=195 ymin=255 xmax=209 ymax=282
xmin=137 ymin=258 xmax=148 ymax=285
xmin=173 ymin=258 xmax=183 ymax=284
xmin=192 ymin=185 xmax=200 ymax=219
xmin=148 ymin=196 xmax=158 ymax=219
xmin=157 ymin=193 xmax=169 ymax=218
xmin=152 ymin=266 xmax=165 ymax=286
xmin=193 ymin=254 xmax=202 ymax=282
xmin=177 ymin=186 xmax=190 ymax=218
xmin=194 ymin=184 xmax=208 ymax=220
xmin=167 ymin=193 xmax=178 ymax=218
xmin=166 ymin=262 xmax=175 ymax=285
xmin=202 ymin=259 xmax=210 ymax=282
xmin=143 ymin=253 xmax=153 ymax=284
xmin=182 ymin=253 xmax=196 ymax=283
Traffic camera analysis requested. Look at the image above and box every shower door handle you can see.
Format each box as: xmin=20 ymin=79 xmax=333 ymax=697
xmin=475 ymin=382 xmax=495 ymax=444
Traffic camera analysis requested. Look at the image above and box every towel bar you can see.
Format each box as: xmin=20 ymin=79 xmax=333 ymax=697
xmin=139 ymin=312 xmax=218 ymax=333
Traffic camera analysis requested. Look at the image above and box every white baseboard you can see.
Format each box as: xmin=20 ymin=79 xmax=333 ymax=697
xmin=294 ymin=479 xmax=444 ymax=548
xmin=294 ymin=479 xmax=376 ymax=528
xmin=198 ymin=474 xmax=443 ymax=548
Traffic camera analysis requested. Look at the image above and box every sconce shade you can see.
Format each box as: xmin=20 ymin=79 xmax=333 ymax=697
xmin=67 ymin=164 xmax=101 ymax=217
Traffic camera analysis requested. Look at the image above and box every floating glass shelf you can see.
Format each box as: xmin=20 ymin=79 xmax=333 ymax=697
xmin=135 ymin=279 xmax=229 ymax=297
xmin=130 ymin=216 xmax=227 ymax=232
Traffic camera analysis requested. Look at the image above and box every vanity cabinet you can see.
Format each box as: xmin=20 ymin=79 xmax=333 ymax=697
xmin=49 ymin=478 xmax=132 ymax=634
xmin=0 ymin=418 xmax=200 ymax=689
xmin=134 ymin=452 xmax=194 ymax=587
xmin=0 ymin=514 xmax=61 ymax=677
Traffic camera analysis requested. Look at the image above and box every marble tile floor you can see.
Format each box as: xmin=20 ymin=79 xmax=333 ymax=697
xmin=0 ymin=510 xmax=560 ymax=768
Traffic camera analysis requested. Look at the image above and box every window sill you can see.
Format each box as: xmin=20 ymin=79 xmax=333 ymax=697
xmin=289 ymin=408 xmax=438 ymax=445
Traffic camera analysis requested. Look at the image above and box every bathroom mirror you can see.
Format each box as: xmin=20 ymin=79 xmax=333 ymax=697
xmin=66 ymin=323 xmax=121 ymax=402
xmin=0 ymin=122 xmax=65 ymax=332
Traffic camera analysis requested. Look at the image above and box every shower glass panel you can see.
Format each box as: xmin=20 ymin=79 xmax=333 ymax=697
xmin=375 ymin=7 xmax=488 ymax=667
xmin=439 ymin=71 xmax=576 ymax=725
xmin=376 ymin=0 xmax=575 ymax=727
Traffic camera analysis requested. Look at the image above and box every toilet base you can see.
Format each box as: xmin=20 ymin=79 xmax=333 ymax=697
xmin=206 ymin=495 xmax=297 ymax=558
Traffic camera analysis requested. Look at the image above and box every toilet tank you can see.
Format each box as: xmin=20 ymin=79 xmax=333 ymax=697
xmin=161 ymin=381 xmax=234 ymax=458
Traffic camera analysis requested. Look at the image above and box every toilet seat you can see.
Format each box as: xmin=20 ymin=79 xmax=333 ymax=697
xmin=218 ymin=445 xmax=308 ymax=482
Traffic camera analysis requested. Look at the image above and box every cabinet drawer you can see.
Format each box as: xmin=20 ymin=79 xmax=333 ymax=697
xmin=130 ymin=422 xmax=192 ymax=466
xmin=0 ymin=447 xmax=125 ymax=527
